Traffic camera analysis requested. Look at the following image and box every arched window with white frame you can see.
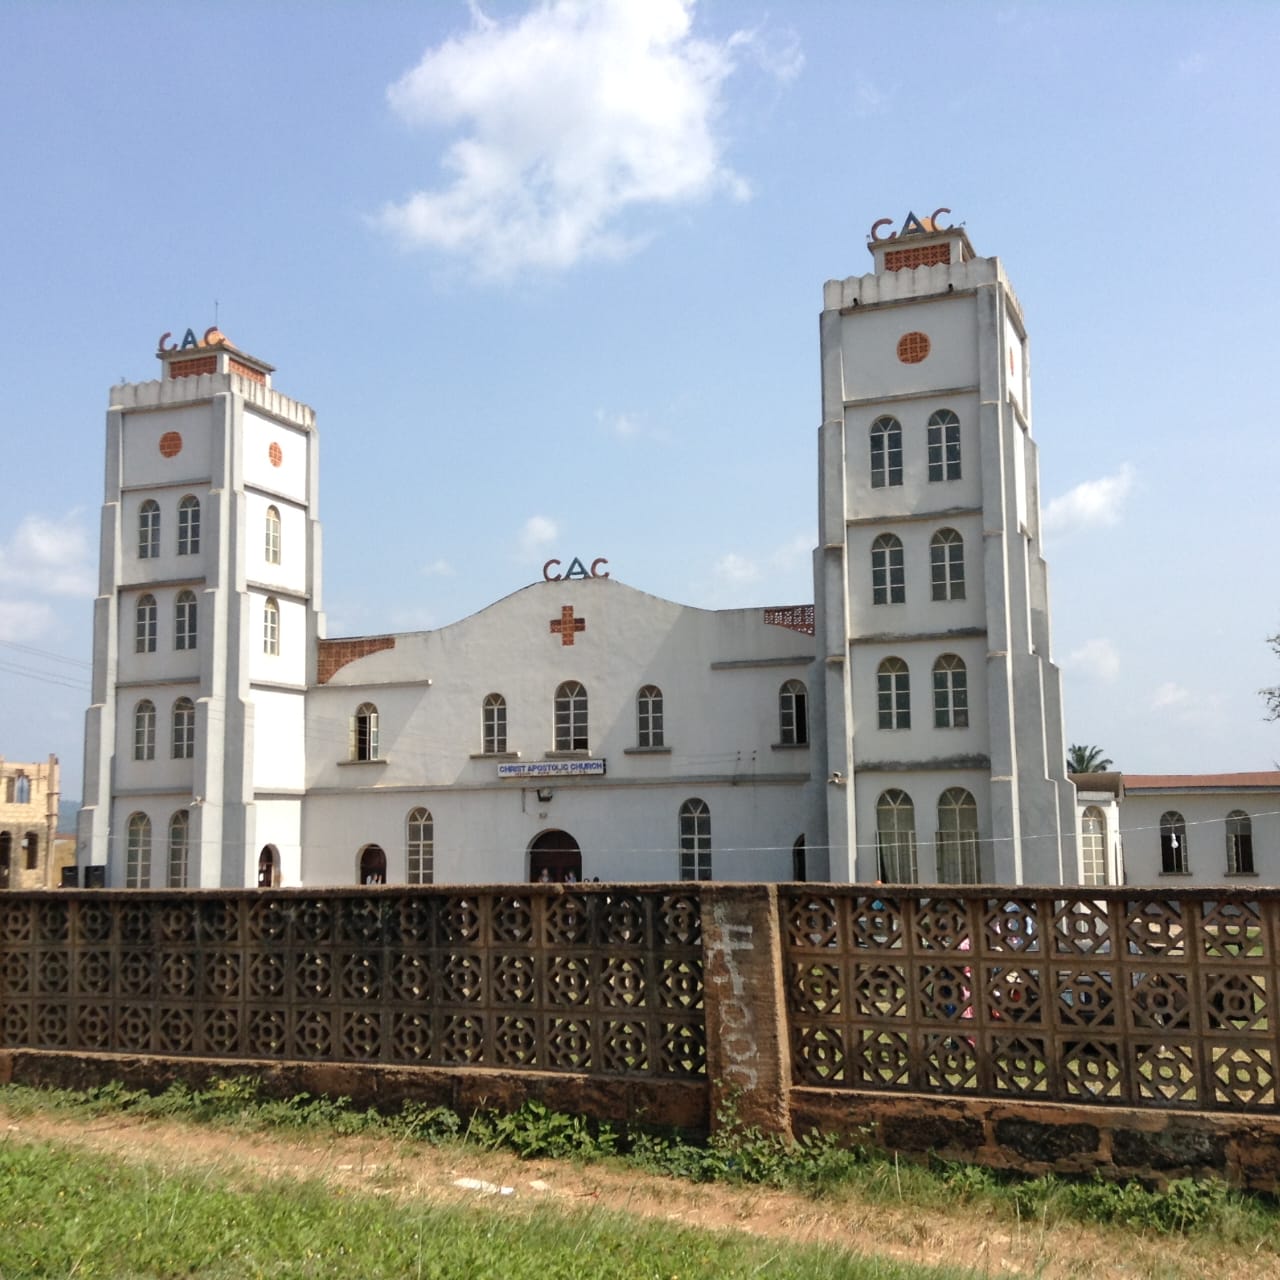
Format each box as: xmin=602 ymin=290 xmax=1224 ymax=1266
xmin=1081 ymin=805 xmax=1108 ymax=886
xmin=482 ymin=693 xmax=507 ymax=754
xmin=636 ymin=685 xmax=664 ymax=748
xmin=135 ymin=594 xmax=157 ymax=653
xmin=877 ymin=658 xmax=910 ymax=730
xmin=932 ymin=654 xmax=968 ymax=729
xmin=134 ymin=699 xmax=156 ymax=761
xmin=263 ymin=597 xmax=280 ymax=656
xmin=177 ymin=494 xmax=200 ymax=555
xmin=937 ymin=788 xmax=980 ymax=883
xmin=1226 ymin=810 xmax=1253 ymax=875
xmin=171 ymin=696 xmax=195 ymax=759
xmin=930 ymin=528 xmax=965 ymax=601
xmin=407 ymin=807 xmax=434 ymax=884
xmin=265 ymin=505 xmax=281 ymax=565
xmin=554 ymin=681 xmax=588 ymax=752
xmin=927 ymin=409 xmax=961 ymax=482
xmin=1160 ymin=811 xmax=1188 ymax=874
xmin=138 ymin=499 xmax=159 ymax=559
xmin=167 ymin=810 xmax=189 ymax=888
xmin=126 ymin=812 xmax=151 ymax=888
xmin=869 ymin=416 xmax=903 ymax=488
xmin=351 ymin=703 xmax=379 ymax=761
xmin=779 ymin=679 xmax=808 ymax=745
xmin=175 ymin=590 xmax=197 ymax=650
xmin=679 ymin=798 xmax=711 ymax=881
xmin=871 ymin=533 xmax=905 ymax=604
xmin=876 ymin=789 xmax=917 ymax=882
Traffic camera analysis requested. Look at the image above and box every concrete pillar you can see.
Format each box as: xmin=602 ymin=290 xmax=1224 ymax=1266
xmin=700 ymin=885 xmax=790 ymax=1136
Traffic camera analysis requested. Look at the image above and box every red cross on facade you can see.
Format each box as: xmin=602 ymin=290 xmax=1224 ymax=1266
xmin=550 ymin=605 xmax=586 ymax=646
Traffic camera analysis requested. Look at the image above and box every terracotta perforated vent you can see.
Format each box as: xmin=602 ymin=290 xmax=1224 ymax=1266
xmin=897 ymin=332 xmax=931 ymax=364
xmin=158 ymin=431 xmax=183 ymax=458
xmin=763 ymin=605 xmax=815 ymax=635
xmin=885 ymin=243 xmax=951 ymax=272
xmin=268 ymin=442 xmax=283 ymax=467
xmin=230 ymin=358 xmax=267 ymax=385
xmin=169 ymin=355 xmax=217 ymax=379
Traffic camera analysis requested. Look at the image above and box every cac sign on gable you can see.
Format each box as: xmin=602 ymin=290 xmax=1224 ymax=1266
xmin=542 ymin=557 xmax=609 ymax=582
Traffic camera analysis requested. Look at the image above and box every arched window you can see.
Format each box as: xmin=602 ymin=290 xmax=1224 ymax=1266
xmin=869 ymin=416 xmax=903 ymax=488
xmin=871 ymin=533 xmax=905 ymax=604
xmin=352 ymin=703 xmax=379 ymax=761
xmin=263 ymin=597 xmax=280 ymax=655
xmin=175 ymin=590 xmax=197 ymax=650
xmin=876 ymin=789 xmax=917 ymax=882
xmin=0 ymin=832 xmax=9 ymax=888
xmin=779 ymin=679 xmax=808 ymax=746
xmin=930 ymin=528 xmax=965 ymax=601
xmin=407 ymin=807 xmax=434 ymax=884
xmin=138 ymin=499 xmax=159 ymax=559
xmin=177 ymin=494 xmax=200 ymax=555
xmin=482 ymin=693 xmax=507 ymax=754
xmin=554 ymin=681 xmax=588 ymax=752
xmin=14 ymin=774 xmax=30 ymax=804
xmin=792 ymin=834 xmax=807 ymax=882
xmin=134 ymin=699 xmax=156 ymax=761
xmin=1160 ymin=811 xmax=1188 ymax=874
xmin=1081 ymin=805 xmax=1107 ymax=886
xmin=135 ymin=594 xmax=157 ymax=653
xmin=167 ymin=810 xmax=189 ymax=888
xmin=126 ymin=812 xmax=151 ymax=888
xmin=265 ymin=505 xmax=281 ymax=565
xmin=171 ymin=696 xmax=195 ymax=759
xmin=932 ymin=655 xmax=969 ymax=729
xmin=257 ymin=845 xmax=280 ymax=888
xmin=679 ymin=798 xmax=711 ymax=881
xmin=359 ymin=844 xmax=387 ymax=884
xmin=23 ymin=831 xmax=39 ymax=871
xmin=877 ymin=658 xmax=910 ymax=730
xmin=637 ymin=685 xmax=664 ymax=748
xmin=1226 ymin=810 xmax=1253 ymax=875
xmin=937 ymin=788 xmax=980 ymax=882
xmin=927 ymin=409 xmax=961 ymax=482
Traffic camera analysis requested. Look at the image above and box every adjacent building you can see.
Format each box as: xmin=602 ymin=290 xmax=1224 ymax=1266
xmin=0 ymin=755 xmax=62 ymax=889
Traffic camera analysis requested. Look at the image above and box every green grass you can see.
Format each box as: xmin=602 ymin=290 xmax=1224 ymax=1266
xmin=2 ymin=1078 xmax=1279 ymax=1252
xmin=0 ymin=1138 xmax=973 ymax=1280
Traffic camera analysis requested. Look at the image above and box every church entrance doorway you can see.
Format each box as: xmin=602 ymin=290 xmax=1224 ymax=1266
xmin=257 ymin=845 xmax=280 ymax=888
xmin=358 ymin=844 xmax=387 ymax=884
xmin=529 ymin=830 xmax=581 ymax=883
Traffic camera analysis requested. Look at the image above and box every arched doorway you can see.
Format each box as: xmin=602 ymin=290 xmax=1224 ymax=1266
xmin=358 ymin=844 xmax=387 ymax=885
xmin=257 ymin=844 xmax=280 ymax=888
xmin=529 ymin=830 xmax=582 ymax=883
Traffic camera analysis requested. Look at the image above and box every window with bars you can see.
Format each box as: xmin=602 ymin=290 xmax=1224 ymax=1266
xmin=171 ymin=697 xmax=195 ymax=759
xmin=637 ymin=685 xmax=664 ymax=748
xmin=871 ymin=533 xmax=905 ymax=604
xmin=932 ymin=654 xmax=969 ymax=729
xmin=876 ymin=789 xmax=918 ymax=882
xmin=406 ymin=807 xmax=434 ymax=884
xmin=869 ymin=416 xmax=903 ymax=488
xmin=138 ymin=500 xmax=160 ymax=559
xmin=927 ymin=409 xmax=961 ymax=482
xmin=679 ymin=797 xmax=711 ymax=880
xmin=177 ymin=495 xmax=200 ymax=555
xmin=135 ymin=594 xmax=157 ymax=653
xmin=134 ymin=699 xmax=156 ymax=761
xmin=554 ymin=681 xmax=588 ymax=751
xmin=175 ymin=590 xmax=198 ymax=650
xmin=779 ymin=679 xmax=808 ymax=745
xmin=930 ymin=528 xmax=965 ymax=601
xmin=126 ymin=812 xmax=151 ymax=888
xmin=482 ymin=693 xmax=507 ymax=754
xmin=877 ymin=657 xmax=910 ymax=730
xmin=167 ymin=810 xmax=189 ymax=888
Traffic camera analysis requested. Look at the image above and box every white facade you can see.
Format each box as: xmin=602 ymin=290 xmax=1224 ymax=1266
xmin=82 ymin=219 xmax=1093 ymax=888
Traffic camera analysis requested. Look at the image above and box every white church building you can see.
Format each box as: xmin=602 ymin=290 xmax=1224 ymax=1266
xmin=79 ymin=213 xmax=1085 ymax=889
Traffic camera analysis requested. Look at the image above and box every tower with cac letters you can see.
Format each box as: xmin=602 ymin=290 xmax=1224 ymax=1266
xmin=79 ymin=329 xmax=324 ymax=887
xmin=815 ymin=211 xmax=1077 ymax=884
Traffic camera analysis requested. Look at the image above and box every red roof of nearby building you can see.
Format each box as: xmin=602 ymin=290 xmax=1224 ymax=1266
xmin=1123 ymin=772 xmax=1280 ymax=792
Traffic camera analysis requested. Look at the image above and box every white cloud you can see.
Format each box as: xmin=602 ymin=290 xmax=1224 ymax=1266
xmin=0 ymin=600 xmax=55 ymax=642
xmin=518 ymin=515 xmax=559 ymax=559
xmin=420 ymin=558 xmax=455 ymax=577
xmin=376 ymin=0 xmax=792 ymax=275
xmin=851 ymin=78 xmax=888 ymax=118
xmin=1152 ymin=681 xmax=1191 ymax=711
xmin=1063 ymin=637 xmax=1121 ymax=682
xmin=1042 ymin=464 xmax=1134 ymax=536
xmin=596 ymin=408 xmax=670 ymax=444
xmin=714 ymin=552 xmax=759 ymax=585
xmin=714 ymin=534 xmax=813 ymax=588
xmin=0 ymin=513 xmax=95 ymax=597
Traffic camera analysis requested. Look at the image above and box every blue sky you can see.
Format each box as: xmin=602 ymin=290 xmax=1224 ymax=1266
xmin=2 ymin=0 xmax=1277 ymax=801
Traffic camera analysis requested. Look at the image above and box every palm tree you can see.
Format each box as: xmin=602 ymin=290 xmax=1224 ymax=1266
xmin=1067 ymin=744 xmax=1113 ymax=773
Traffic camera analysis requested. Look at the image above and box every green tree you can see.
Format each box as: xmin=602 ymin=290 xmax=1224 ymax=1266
xmin=1067 ymin=743 xmax=1113 ymax=773
xmin=1262 ymin=635 xmax=1280 ymax=720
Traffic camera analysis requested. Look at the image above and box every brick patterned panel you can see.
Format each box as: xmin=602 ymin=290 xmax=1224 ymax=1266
xmin=885 ymin=243 xmax=951 ymax=272
xmin=782 ymin=887 xmax=1279 ymax=1114
xmin=317 ymin=636 xmax=397 ymax=683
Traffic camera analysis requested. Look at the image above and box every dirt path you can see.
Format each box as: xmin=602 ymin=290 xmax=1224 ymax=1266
xmin=1 ymin=1107 xmax=1274 ymax=1279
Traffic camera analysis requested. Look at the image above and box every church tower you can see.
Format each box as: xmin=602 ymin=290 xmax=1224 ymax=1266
xmin=815 ymin=212 xmax=1076 ymax=884
xmin=79 ymin=330 xmax=323 ymax=887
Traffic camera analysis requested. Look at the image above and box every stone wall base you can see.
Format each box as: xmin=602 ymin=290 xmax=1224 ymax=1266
xmin=791 ymin=1087 xmax=1280 ymax=1191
